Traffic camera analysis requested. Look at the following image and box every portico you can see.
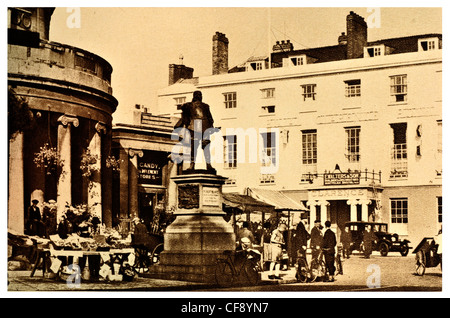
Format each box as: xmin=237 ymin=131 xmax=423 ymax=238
xmin=307 ymin=186 xmax=382 ymax=238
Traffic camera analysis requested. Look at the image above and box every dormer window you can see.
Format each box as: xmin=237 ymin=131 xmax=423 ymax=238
xmin=249 ymin=61 xmax=263 ymax=71
xmin=365 ymin=45 xmax=384 ymax=57
xmin=283 ymin=54 xmax=307 ymax=67
xmin=291 ymin=56 xmax=305 ymax=66
xmin=418 ymin=38 xmax=439 ymax=51
xmin=245 ymin=57 xmax=268 ymax=71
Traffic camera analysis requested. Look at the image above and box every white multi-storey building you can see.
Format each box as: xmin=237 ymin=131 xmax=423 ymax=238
xmin=156 ymin=11 xmax=442 ymax=247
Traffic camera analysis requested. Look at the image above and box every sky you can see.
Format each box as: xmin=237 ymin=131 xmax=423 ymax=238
xmin=37 ymin=5 xmax=444 ymax=124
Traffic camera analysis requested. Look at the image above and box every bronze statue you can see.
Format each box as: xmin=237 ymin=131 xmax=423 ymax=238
xmin=174 ymin=90 xmax=216 ymax=173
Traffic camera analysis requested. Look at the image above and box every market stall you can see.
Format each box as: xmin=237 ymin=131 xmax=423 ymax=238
xmin=8 ymin=228 xmax=137 ymax=282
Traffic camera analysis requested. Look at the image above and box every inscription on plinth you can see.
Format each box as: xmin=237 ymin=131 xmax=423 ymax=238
xmin=202 ymin=186 xmax=221 ymax=207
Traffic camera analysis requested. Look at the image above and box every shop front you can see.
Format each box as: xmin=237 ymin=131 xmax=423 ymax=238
xmin=111 ymin=113 xmax=179 ymax=235
xmin=307 ymin=187 xmax=382 ymax=241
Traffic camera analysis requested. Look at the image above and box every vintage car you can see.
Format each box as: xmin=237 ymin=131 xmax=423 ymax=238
xmin=413 ymin=233 xmax=442 ymax=276
xmin=343 ymin=221 xmax=410 ymax=256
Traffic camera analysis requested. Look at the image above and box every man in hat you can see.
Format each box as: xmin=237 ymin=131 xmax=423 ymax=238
xmin=310 ymin=220 xmax=323 ymax=261
xmin=27 ymin=199 xmax=42 ymax=236
xmin=322 ymin=220 xmax=337 ymax=282
xmin=174 ymin=90 xmax=215 ymax=172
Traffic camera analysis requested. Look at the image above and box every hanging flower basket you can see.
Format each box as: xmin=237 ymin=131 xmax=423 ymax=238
xmin=105 ymin=155 xmax=121 ymax=172
xmin=33 ymin=143 xmax=63 ymax=175
xmin=80 ymin=148 xmax=100 ymax=178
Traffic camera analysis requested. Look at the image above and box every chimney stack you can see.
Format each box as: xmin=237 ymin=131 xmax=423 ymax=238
xmin=212 ymin=32 xmax=229 ymax=75
xmin=346 ymin=11 xmax=367 ymax=59
xmin=272 ymin=39 xmax=294 ymax=52
xmin=168 ymin=64 xmax=194 ymax=85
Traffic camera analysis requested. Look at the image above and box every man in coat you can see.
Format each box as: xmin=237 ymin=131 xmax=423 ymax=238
xmin=294 ymin=218 xmax=310 ymax=258
xmin=174 ymin=90 xmax=215 ymax=172
xmin=363 ymin=225 xmax=377 ymax=258
xmin=310 ymin=220 xmax=323 ymax=261
xmin=340 ymin=226 xmax=353 ymax=258
xmin=322 ymin=220 xmax=337 ymax=282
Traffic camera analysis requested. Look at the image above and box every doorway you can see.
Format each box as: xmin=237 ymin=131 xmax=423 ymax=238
xmin=329 ymin=200 xmax=351 ymax=240
xmin=138 ymin=192 xmax=155 ymax=232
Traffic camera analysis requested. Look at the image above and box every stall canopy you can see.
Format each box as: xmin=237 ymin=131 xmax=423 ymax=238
xmin=222 ymin=192 xmax=275 ymax=214
xmin=246 ymin=188 xmax=308 ymax=211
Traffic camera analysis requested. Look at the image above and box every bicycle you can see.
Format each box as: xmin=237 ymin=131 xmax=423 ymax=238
xmin=296 ymin=246 xmax=311 ymax=283
xmin=214 ymin=248 xmax=262 ymax=287
xmin=310 ymin=249 xmax=328 ymax=282
xmin=296 ymin=246 xmax=343 ymax=283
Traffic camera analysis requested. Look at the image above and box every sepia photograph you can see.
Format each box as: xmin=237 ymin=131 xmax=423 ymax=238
xmin=4 ymin=1 xmax=446 ymax=303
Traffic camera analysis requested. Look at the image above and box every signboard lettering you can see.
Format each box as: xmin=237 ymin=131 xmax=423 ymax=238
xmin=324 ymin=172 xmax=360 ymax=185
xmin=138 ymin=151 xmax=165 ymax=185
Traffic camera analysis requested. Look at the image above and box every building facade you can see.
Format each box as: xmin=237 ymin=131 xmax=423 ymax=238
xmin=111 ymin=107 xmax=179 ymax=233
xmin=156 ymin=12 xmax=442 ymax=247
xmin=8 ymin=8 xmax=118 ymax=233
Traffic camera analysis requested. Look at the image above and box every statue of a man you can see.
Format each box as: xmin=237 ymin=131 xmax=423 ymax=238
xmin=174 ymin=90 xmax=215 ymax=172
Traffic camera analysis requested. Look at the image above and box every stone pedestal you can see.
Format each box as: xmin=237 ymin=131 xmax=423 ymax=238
xmin=147 ymin=173 xmax=235 ymax=283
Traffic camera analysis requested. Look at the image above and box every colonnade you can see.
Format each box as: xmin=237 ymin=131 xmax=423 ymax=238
xmin=306 ymin=198 xmax=372 ymax=227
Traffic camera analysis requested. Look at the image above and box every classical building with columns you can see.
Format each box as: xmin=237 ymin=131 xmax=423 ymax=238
xmin=156 ymin=11 xmax=442 ymax=247
xmin=8 ymin=8 xmax=118 ymax=232
xmin=111 ymin=106 xmax=178 ymax=232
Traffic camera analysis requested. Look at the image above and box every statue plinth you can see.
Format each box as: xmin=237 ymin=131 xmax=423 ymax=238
xmin=147 ymin=173 xmax=235 ymax=283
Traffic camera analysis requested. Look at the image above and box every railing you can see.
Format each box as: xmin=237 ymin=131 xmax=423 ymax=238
xmin=301 ymin=168 xmax=382 ymax=185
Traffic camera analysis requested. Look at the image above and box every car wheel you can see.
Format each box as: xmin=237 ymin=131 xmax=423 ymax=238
xmin=400 ymin=243 xmax=409 ymax=256
xmin=379 ymin=242 xmax=389 ymax=256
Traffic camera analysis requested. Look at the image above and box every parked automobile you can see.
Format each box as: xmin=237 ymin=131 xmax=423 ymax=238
xmin=343 ymin=221 xmax=410 ymax=257
xmin=413 ymin=230 xmax=442 ymax=276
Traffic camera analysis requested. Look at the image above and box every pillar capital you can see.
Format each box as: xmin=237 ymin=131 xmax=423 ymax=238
xmin=57 ymin=114 xmax=79 ymax=127
xmin=95 ymin=122 xmax=108 ymax=135
xmin=347 ymin=198 xmax=360 ymax=206
xmin=306 ymin=200 xmax=320 ymax=207
xmin=128 ymin=148 xmax=144 ymax=158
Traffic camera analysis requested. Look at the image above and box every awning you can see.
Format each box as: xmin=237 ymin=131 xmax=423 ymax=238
xmin=222 ymin=192 xmax=275 ymax=214
xmin=246 ymin=188 xmax=308 ymax=211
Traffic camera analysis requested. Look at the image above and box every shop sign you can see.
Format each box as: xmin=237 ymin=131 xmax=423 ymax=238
xmin=324 ymin=172 xmax=360 ymax=185
xmin=310 ymin=188 xmax=367 ymax=200
xmin=138 ymin=152 xmax=164 ymax=185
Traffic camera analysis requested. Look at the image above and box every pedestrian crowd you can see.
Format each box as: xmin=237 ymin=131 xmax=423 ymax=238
xmin=233 ymin=216 xmax=379 ymax=282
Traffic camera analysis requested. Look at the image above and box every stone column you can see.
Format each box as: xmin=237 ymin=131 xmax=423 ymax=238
xmin=57 ymin=115 xmax=79 ymax=222
xmin=119 ymin=147 xmax=129 ymax=219
xmin=307 ymin=200 xmax=318 ymax=228
xmin=87 ymin=122 xmax=107 ymax=220
xmin=320 ymin=200 xmax=330 ymax=223
xmin=361 ymin=199 xmax=371 ymax=222
xmin=347 ymin=199 xmax=358 ymax=221
xmin=8 ymin=132 xmax=25 ymax=233
xmin=128 ymin=149 xmax=143 ymax=218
